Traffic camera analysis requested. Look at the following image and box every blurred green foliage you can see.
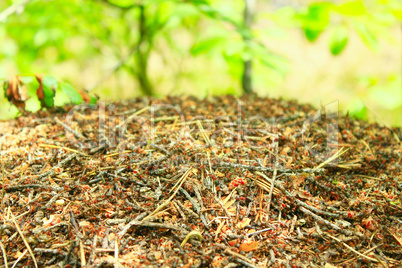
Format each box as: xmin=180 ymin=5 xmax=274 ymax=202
xmin=0 ymin=0 xmax=401 ymax=125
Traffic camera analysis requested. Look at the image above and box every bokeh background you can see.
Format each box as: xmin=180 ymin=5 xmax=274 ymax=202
xmin=0 ymin=0 xmax=401 ymax=127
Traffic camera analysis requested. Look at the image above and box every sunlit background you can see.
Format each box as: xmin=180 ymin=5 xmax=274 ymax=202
xmin=0 ymin=0 xmax=401 ymax=127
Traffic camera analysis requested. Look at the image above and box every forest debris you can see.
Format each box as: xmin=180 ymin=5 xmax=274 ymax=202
xmin=3 ymin=76 xmax=28 ymax=112
xmin=326 ymin=233 xmax=378 ymax=262
xmin=238 ymin=241 xmax=259 ymax=252
xmin=0 ymin=241 xmax=8 ymax=268
xmin=180 ymin=230 xmax=203 ymax=248
xmin=10 ymin=210 xmax=38 ymax=268
xmin=1 ymin=95 xmax=401 ymax=266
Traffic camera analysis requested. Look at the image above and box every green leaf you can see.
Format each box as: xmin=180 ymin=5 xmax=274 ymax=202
xmin=42 ymin=75 xmax=58 ymax=89
xmin=304 ymin=28 xmax=322 ymax=42
xmin=334 ymin=0 xmax=366 ymax=16
xmin=60 ymin=82 xmax=83 ymax=104
xmin=298 ymin=3 xmax=332 ymax=42
xmin=89 ymin=96 xmax=97 ymax=104
xmin=191 ymin=36 xmax=226 ymax=55
xmin=329 ymin=27 xmax=348 ymax=55
xmin=18 ymin=76 xmax=35 ymax=84
xmin=353 ymin=22 xmax=379 ymax=51
xmin=41 ymin=75 xmax=57 ymax=108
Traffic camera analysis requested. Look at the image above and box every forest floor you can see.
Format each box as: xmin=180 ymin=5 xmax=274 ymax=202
xmin=0 ymin=95 xmax=401 ymax=268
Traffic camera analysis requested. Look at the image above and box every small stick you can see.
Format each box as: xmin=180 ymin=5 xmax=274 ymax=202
xmin=116 ymin=106 xmax=151 ymax=129
xmin=0 ymin=241 xmax=8 ymax=268
xmin=235 ymin=258 xmax=258 ymax=268
xmin=314 ymin=147 xmax=348 ymax=170
xmin=11 ymin=249 xmax=27 ymax=268
xmin=176 ymin=200 xmax=199 ymax=219
xmin=80 ymin=240 xmax=86 ymax=267
xmin=220 ymin=246 xmax=255 ymax=266
xmin=120 ymin=220 xmax=187 ymax=233
xmin=33 ymin=248 xmax=60 ymax=254
xmin=246 ymin=227 xmax=272 ymax=237
xmin=114 ymin=240 xmax=119 ymax=262
xmin=196 ymin=120 xmax=211 ymax=145
xmin=118 ymin=212 xmax=147 ymax=238
xmin=178 ymin=188 xmax=208 ymax=227
xmin=38 ymin=143 xmax=88 ymax=156
xmin=212 ymin=161 xmax=326 ymax=174
xmin=148 ymin=143 xmax=169 ymax=155
xmin=32 ymin=222 xmax=69 ymax=234
xmin=213 ymin=195 xmax=232 ymax=218
xmin=54 ymin=116 xmax=86 ymax=141
xmin=326 ymin=233 xmax=378 ymax=262
xmin=4 ymin=184 xmax=46 ymax=192
xmin=37 ymin=153 xmax=77 ymax=180
xmin=193 ymin=184 xmax=204 ymax=208
xmin=142 ymin=167 xmax=192 ymax=222
xmin=266 ymin=142 xmax=278 ymax=213
xmin=172 ymin=201 xmax=187 ymax=221
xmin=299 ymin=206 xmax=359 ymax=237
xmin=10 ymin=210 xmax=38 ymax=268
xmin=88 ymin=234 xmax=97 ymax=264
xmin=339 ymin=244 xmax=382 ymax=265
xmin=255 ymin=172 xmax=341 ymax=218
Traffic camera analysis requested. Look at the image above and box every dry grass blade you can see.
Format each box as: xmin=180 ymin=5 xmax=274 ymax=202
xmin=337 ymin=159 xmax=361 ymax=169
xmin=11 ymin=249 xmax=28 ymax=268
xmin=326 ymin=233 xmax=378 ymax=262
xmin=339 ymin=244 xmax=382 ymax=265
xmin=10 ymin=209 xmax=38 ymax=268
xmin=213 ymin=195 xmax=233 ymax=217
xmin=80 ymin=240 xmax=86 ymax=267
xmin=253 ymin=172 xmax=281 ymax=196
xmin=180 ymin=230 xmax=203 ymax=248
xmin=222 ymin=247 xmax=254 ymax=265
xmin=1 ymin=162 xmax=5 ymax=211
xmin=38 ymin=143 xmax=88 ymax=156
xmin=314 ymin=147 xmax=349 ymax=170
xmin=267 ymin=142 xmax=279 ymax=213
xmin=388 ymin=228 xmax=402 ymax=248
xmin=196 ymin=120 xmax=211 ymax=145
xmin=0 ymin=241 xmax=8 ymax=268
xmin=116 ymin=106 xmax=150 ymax=129
xmin=142 ymin=167 xmax=192 ymax=222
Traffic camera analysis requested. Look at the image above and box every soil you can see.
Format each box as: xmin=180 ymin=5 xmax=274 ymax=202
xmin=0 ymin=95 xmax=401 ymax=268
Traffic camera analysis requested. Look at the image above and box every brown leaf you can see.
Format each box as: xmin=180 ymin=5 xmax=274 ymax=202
xmin=4 ymin=76 xmax=28 ymax=111
xmin=78 ymin=89 xmax=91 ymax=103
xmin=35 ymin=74 xmax=44 ymax=100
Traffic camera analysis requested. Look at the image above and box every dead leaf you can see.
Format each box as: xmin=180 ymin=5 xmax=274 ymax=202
xmin=236 ymin=218 xmax=251 ymax=229
xmin=78 ymin=89 xmax=92 ymax=103
xmin=35 ymin=74 xmax=44 ymax=100
xmin=4 ymin=76 xmax=28 ymax=111
xmin=292 ymin=174 xmax=307 ymax=188
xmin=228 ymin=239 xmax=238 ymax=246
xmin=238 ymin=241 xmax=259 ymax=252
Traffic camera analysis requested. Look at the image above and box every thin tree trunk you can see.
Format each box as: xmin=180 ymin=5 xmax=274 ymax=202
xmin=136 ymin=5 xmax=154 ymax=96
xmin=242 ymin=0 xmax=256 ymax=94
